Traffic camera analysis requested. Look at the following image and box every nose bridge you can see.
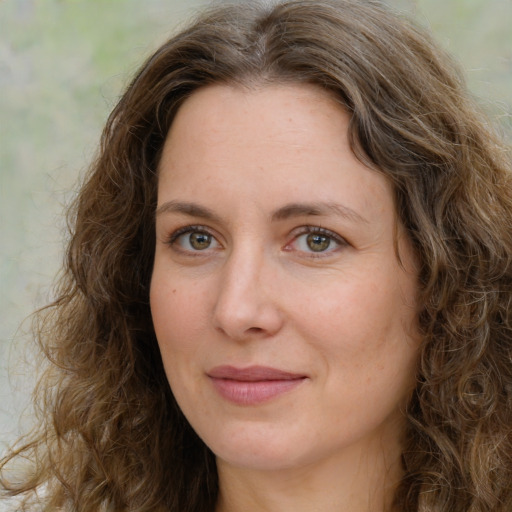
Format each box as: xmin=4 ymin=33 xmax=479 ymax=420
xmin=212 ymin=241 xmax=282 ymax=339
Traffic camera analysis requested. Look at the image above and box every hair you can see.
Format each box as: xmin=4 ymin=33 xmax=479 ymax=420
xmin=2 ymin=0 xmax=511 ymax=510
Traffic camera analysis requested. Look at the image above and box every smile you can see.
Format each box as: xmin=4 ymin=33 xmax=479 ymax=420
xmin=207 ymin=365 xmax=308 ymax=405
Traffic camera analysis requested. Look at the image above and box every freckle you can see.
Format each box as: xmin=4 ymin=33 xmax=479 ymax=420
xmin=172 ymin=289 xmax=176 ymax=294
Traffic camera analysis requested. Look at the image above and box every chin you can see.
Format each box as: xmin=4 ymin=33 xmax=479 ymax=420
xmin=199 ymin=422 xmax=305 ymax=471
xmin=216 ymin=445 xmax=307 ymax=473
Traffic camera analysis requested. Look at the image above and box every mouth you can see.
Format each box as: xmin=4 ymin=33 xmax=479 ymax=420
xmin=207 ymin=365 xmax=308 ymax=405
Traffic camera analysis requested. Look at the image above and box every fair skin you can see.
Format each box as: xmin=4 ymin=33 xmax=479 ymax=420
xmin=150 ymin=83 xmax=420 ymax=512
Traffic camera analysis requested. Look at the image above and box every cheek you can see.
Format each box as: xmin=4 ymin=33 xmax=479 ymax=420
xmin=150 ymin=276 xmax=210 ymax=363
xmin=311 ymin=281 xmax=418 ymax=415
xmin=300 ymin=276 xmax=395 ymax=345
xmin=298 ymin=269 xmax=419 ymax=382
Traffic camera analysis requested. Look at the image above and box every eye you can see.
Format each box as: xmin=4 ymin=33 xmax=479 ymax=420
xmin=301 ymin=233 xmax=332 ymax=252
xmin=287 ymin=227 xmax=346 ymax=255
xmin=168 ymin=227 xmax=221 ymax=252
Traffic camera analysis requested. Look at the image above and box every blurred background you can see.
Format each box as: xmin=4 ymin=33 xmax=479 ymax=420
xmin=1 ymin=0 xmax=511 ymax=454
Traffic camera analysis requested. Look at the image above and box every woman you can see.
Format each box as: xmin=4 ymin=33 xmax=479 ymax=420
xmin=1 ymin=0 xmax=511 ymax=511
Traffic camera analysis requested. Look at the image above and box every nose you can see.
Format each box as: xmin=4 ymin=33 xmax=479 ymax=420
xmin=212 ymin=248 xmax=284 ymax=341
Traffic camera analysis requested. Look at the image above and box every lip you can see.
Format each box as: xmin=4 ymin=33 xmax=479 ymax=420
xmin=207 ymin=365 xmax=307 ymax=405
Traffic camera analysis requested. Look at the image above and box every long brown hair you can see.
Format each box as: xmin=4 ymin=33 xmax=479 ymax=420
xmin=2 ymin=1 xmax=511 ymax=510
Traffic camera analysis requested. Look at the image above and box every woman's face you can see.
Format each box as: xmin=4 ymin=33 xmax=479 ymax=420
xmin=150 ymin=83 xmax=420 ymax=473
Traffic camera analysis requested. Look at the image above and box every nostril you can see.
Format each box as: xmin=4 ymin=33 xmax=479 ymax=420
xmin=247 ymin=326 xmax=265 ymax=334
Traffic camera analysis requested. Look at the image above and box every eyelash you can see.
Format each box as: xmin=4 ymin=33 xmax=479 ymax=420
xmin=165 ymin=225 xmax=347 ymax=256
xmin=287 ymin=226 xmax=347 ymax=256
xmin=166 ymin=225 xmax=219 ymax=248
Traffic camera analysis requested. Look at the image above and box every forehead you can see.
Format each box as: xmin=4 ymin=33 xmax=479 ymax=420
xmin=157 ymin=83 xmax=395 ymax=225
xmin=163 ymin=82 xmax=343 ymax=153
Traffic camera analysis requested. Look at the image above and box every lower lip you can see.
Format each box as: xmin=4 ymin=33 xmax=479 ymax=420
xmin=210 ymin=377 xmax=306 ymax=405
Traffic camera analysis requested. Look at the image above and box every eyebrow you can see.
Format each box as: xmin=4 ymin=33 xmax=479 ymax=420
xmin=155 ymin=200 xmax=368 ymax=224
xmin=155 ymin=200 xmax=221 ymax=222
xmin=271 ymin=202 xmax=368 ymax=224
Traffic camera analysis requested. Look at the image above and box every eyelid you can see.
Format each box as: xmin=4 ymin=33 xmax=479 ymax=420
xmin=285 ymin=225 xmax=348 ymax=254
xmin=166 ymin=225 xmax=222 ymax=251
xmin=167 ymin=225 xmax=212 ymax=243
xmin=164 ymin=224 xmax=347 ymax=255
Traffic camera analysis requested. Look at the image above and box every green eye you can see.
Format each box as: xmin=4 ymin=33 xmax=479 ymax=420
xmin=306 ymin=233 xmax=331 ymax=252
xmin=188 ymin=232 xmax=212 ymax=250
xmin=169 ymin=228 xmax=220 ymax=252
xmin=290 ymin=228 xmax=345 ymax=255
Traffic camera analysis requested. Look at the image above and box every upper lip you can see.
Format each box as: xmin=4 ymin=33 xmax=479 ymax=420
xmin=207 ymin=365 xmax=306 ymax=381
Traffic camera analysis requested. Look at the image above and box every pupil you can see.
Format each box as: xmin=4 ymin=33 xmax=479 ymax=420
xmin=190 ymin=232 xmax=211 ymax=250
xmin=307 ymin=233 xmax=330 ymax=252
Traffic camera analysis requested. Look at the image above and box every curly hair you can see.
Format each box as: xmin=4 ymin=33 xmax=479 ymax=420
xmin=2 ymin=1 xmax=511 ymax=510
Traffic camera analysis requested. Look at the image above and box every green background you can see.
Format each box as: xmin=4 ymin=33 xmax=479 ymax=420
xmin=1 ymin=0 xmax=511 ymax=454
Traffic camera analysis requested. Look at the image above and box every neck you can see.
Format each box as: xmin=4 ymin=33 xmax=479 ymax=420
xmin=215 ymin=436 xmax=402 ymax=512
